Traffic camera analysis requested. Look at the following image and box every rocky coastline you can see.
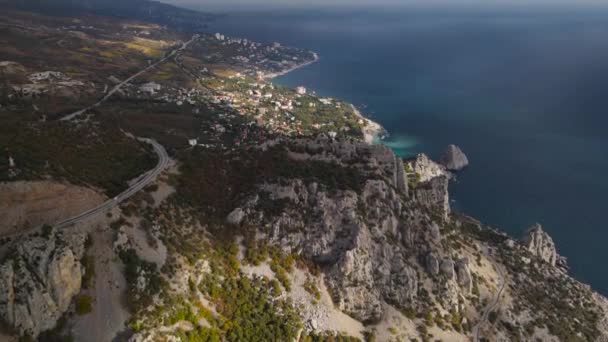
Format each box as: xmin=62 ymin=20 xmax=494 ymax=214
xmin=1 ymin=8 xmax=607 ymax=341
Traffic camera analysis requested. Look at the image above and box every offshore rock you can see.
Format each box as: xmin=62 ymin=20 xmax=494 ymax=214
xmin=441 ymin=144 xmax=469 ymax=171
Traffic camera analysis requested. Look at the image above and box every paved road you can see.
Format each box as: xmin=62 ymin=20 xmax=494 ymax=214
xmin=55 ymin=138 xmax=169 ymax=229
xmin=472 ymin=253 xmax=507 ymax=342
xmin=61 ymin=34 xmax=199 ymax=121
xmin=0 ymin=138 xmax=169 ymax=240
xmin=34 ymin=35 xmax=200 ymax=232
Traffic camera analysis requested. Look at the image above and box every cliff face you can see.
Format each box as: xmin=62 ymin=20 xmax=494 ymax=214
xmin=0 ymin=228 xmax=86 ymax=337
xmin=228 ymin=139 xmax=462 ymax=324
xmin=221 ymin=138 xmax=608 ymax=341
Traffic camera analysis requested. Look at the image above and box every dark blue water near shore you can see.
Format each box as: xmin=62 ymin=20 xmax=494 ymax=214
xmin=205 ymin=7 xmax=608 ymax=294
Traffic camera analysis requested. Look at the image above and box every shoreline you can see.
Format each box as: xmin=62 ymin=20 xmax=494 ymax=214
xmin=263 ymin=52 xmax=320 ymax=80
xmin=350 ymin=104 xmax=386 ymax=145
xmin=262 ymin=51 xmax=386 ymax=145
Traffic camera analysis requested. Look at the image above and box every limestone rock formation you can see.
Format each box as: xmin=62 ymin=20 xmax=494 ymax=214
xmin=440 ymin=259 xmax=455 ymax=279
xmin=394 ymin=155 xmax=408 ymax=196
xmin=425 ymin=252 xmax=440 ymax=276
xmin=226 ymin=207 xmax=245 ymax=225
xmin=440 ymin=144 xmax=469 ymax=171
xmin=0 ymin=228 xmax=86 ymax=337
xmin=455 ymin=258 xmax=472 ymax=293
xmin=411 ymin=153 xmax=447 ymax=183
xmin=522 ymin=223 xmax=558 ymax=266
xmin=413 ymin=175 xmax=450 ymax=220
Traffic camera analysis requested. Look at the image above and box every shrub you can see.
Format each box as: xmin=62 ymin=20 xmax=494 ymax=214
xmin=41 ymin=224 xmax=53 ymax=239
xmin=75 ymin=295 xmax=93 ymax=315
xmin=303 ymin=276 xmax=321 ymax=300
xmin=80 ymin=255 xmax=95 ymax=289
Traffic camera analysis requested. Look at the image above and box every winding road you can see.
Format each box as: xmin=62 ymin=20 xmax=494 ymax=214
xmin=53 ymin=36 xmax=200 ymax=227
xmin=472 ymin=254 xmax=507 ymax=342
xmin=54 ymin=138 xmax=169 ymax=229
xmin=3 ymin=35 xmax=198 ymax=238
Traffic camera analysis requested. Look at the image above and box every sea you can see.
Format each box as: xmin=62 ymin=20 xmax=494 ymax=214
xmin=195 ymin=6 xmax=608 ymax=295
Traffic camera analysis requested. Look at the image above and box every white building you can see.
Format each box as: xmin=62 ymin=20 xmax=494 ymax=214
xmin=28 ymin=71 xmax=67 ymax=82
xmin=188 ymin=139 xmax=198 ymax=147
xmin=296 ymin=86 xmax=307 ymax=95
xmin=140 ymin=82 xmax=161 ymax=95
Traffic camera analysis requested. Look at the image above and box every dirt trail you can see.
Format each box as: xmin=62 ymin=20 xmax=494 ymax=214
xmin=72 ymin=227 xmax=129 ymax=342
xmin=472 ymin=251 xmax=507 ymax=342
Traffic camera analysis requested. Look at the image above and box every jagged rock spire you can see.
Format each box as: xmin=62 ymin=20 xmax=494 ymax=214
xmin=522 ymin=223 xmax=557 ymax=266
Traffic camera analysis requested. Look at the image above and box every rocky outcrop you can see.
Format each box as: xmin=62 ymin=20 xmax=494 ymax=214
xmin=0 ymin=61 xmax=26 ymax=77
xmin=410 ymin=153 xmax=447 ymax=183
xmin=229 ymin=142 xmax=457 ymax=322
xmin=407 ymin=153 xmax=450 ymax=220
xmin=455 ymin=258 xmax=472 ymax=293
xmin=440 ymin=259 xmax=455 ymax=279
xmin=413 ymin=175 xmax=450 ymax=220
xmin=226 ymin=207 xmax=245 ymax=225
xmin=0 ymin=228 xmax=86 ymax=337
xmin=394 ymin=155 xmax=408 ymax=196
xmin=276 ymin=136 xmax=409 ymax=196
xmin=425 ymin=252 xmax=440 ymax=276
xmin=440 ymin=144 xmax=469 ymax=171
xmin=237 ymin=177 xmax=422 ymax=322
xmin=522 ymin=223 xmax=558 ymax=266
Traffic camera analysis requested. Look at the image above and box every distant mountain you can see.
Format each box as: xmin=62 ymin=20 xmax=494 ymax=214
xmin=0 ymin=0 xmax=218 ymax=30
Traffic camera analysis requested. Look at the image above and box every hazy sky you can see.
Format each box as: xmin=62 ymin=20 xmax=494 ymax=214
xmin=163 ymin=0 xmax=608 ymax=11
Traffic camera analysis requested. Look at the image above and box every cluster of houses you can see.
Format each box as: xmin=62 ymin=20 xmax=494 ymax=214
xmin=130 ymin=81 xmax=204 ymax=106
xmin=205 ymin=32 xmax=316 ymax=79
xmin=8 ymin=70 xmax=87 ymax=99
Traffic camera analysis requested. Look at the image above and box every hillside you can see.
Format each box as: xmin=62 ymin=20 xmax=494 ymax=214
xmin=0 ymin=0 xmax=217 ymax=31
xmin=0 ymin=7 xmax=607 ymax=342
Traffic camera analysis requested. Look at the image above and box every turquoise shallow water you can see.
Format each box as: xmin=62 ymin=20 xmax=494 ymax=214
xmin=204 ymin=7 xmax=608 ymax=295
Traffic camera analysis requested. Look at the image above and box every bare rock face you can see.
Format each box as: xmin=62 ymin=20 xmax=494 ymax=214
xmin=440 ymin=259 xmax=455 ymax=279
xmin=408 ymin=153 xmax=450 ymax=220
xmin=240 ymin=178 xmax=421 ymax=323
xmin=425 ymin=252 xmax=440 ymax=276
xmin=413 ymin=176 xmax=450 ymax=220
xmin=394 ymin=155 xmax=408 ymax=196
xmin=236 ymin=141 xmax=449 ymax=323
xmin=226 ymin=207 xmax=246 ymax=225
xmin=440 ymin=144 xmax=469 ymax=171
xmin=455 ymin=258 xmax=472 ymax=293
xmin=522 ymin=223 xmax=558 ymax=266
xmin=411 ymin=153 xmax=447 ymax=183
xmin=0 ymin=228 xmax=86 ymax=338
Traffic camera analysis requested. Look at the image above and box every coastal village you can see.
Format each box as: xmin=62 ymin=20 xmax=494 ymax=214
xmin=2 ymin=7 xmax=605 ymax=342
xmin=108 ymin=31 xmax=376 ymax=150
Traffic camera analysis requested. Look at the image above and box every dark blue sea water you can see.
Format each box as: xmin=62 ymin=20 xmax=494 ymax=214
xmin=203 ymin=7 xmax=608 ymax=294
